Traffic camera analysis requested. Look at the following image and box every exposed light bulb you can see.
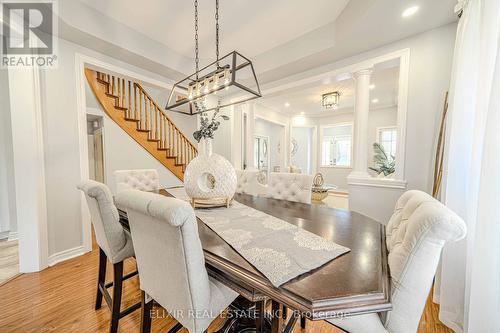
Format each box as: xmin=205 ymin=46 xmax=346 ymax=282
xmin=187 ymin=84 xmax=194 ymax=100
xmin=224 ymin=68 xmax=230 ymax=86
xmin=213 ymin=74 xmax=219 ymax=90
xmin=203 ymin=78 xmax=210 ymax=93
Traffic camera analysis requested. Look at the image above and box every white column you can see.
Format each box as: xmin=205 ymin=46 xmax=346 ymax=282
xmin=348 ymin=68 xmax=372 ymax=180
xmin=8 ymin=67 xmax=49 ymax=272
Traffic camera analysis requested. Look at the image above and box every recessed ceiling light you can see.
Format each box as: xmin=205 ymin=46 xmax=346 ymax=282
xmin=300 ymin=112 xmax=305 ymax=115
xmin=369 ymin=84 xmax=376 ymax=90
xmin=372 ymin=98 xmax=379 ymax=103
xmin=284 ymin=102 xmax=290 ymax=107
xmin=402 ymin=6 xmax=419 ymax=18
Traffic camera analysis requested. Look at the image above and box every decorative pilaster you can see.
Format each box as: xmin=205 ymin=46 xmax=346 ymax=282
xmin=348 ymin=69 xmax=372 ymax=180
xmin=245 ymin=102 xmax=256 ymax=169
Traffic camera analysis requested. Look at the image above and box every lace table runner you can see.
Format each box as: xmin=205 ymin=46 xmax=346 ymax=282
xmin=168 ymin=188 xmax=350 ymax=287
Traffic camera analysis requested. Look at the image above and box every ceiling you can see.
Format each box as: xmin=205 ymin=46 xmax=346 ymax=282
xmin=57 ymin=0 xmax=458 ymax=83
xmin=79 ymin=0 xmax=349 ymax=60
xmin=259 ymin=65 xmax=399 ymax=116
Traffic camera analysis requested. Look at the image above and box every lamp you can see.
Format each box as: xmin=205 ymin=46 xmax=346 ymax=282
xmin=166 ymin=0 xmax=261 ymax=115
xmin=322 ymin=91 xmax=341 ymax=109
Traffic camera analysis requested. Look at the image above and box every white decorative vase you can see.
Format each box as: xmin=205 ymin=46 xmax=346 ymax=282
xmin=184 ymin=138 xmax=237 ymax=200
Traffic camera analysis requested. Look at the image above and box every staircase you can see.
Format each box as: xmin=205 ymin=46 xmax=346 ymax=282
xmin=85 ymin=69 xmax=197 ymax=181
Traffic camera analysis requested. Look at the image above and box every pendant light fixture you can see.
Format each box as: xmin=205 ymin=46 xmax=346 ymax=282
xmin=166 ymin=0 xmax=262 ymax=115
xmin=322 ymin=91 xmax=341 ymax=110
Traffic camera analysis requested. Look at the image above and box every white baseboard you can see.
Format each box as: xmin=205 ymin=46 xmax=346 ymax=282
xmin=8 ymin=231 xmax=19 ymax=241
xmin=48 ymin=245 xmax=86 ymax=266
xmin=0 ymin=231 xmax=9 ymax=240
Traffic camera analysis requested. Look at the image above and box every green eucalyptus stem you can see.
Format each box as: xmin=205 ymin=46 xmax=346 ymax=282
xmin=192 ymin=108 xmax=230 ymax=143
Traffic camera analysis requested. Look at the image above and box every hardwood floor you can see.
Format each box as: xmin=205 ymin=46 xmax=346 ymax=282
xmin=0 ymin=239 xmax=19 ymax=285
xmin=0 ymin=240 xmax=451 ymax=333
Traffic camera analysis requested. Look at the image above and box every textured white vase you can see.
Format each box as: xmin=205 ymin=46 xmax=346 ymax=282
xmin=184 ymin=138 xmax=237 ymax=200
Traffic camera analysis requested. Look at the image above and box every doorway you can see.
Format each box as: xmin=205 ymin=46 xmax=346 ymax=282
xmin=254 ymin=135 xmax=270 ymax=176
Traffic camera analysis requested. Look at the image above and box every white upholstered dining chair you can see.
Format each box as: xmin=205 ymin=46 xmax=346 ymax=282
xmin=327 ymin=190 xmax=467 ymax=333
xmin=115 ymin=189 xmax=238 ymax=333
xmin=235 ymin=169 xmax=268 ymax=197
xmin=77 ymin=180 xmax=139 ymax=333
xmin=114 ymin=169 xmax=159 ymax=192
xmin=266 ymin=172 xmax=313 ymax=204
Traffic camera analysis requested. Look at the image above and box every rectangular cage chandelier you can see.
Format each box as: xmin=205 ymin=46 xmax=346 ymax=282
xmin=165 ymin=50 xmax=261 ymax=115
xmin=322 ymin=91 xmax=341 ymax=110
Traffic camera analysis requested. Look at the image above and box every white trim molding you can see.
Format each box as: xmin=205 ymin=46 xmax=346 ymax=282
xmin=48 ymin=246 xmax=86 ymax=267
xmin=8 ymin=231 xmax=19 ymax=241
xmin=347 ymin=176 xmax=407 ymax=189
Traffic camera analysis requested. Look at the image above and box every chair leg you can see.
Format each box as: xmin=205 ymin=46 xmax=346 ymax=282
xmin=95 ymin=247 xmax=107 ymax=310
xmin=300 ymin=314 xmax=306 ymax=330
xmin=140 ymin=291 xmax=153 ymax=333
xmin=110 ymin=261 xmax=124 ymax=333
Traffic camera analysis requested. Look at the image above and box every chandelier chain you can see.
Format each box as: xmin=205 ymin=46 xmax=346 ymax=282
xmin=194 ymin=0 xmax=199 ymax=78
xmin=215 ymin=0 xmax=220 ymax=66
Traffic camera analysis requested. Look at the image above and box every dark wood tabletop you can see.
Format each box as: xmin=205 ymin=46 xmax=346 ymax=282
xmin=171 ymin=189 xmax=391 ymax=319
xmin=121 ymin=189 xmax=391 ymax=320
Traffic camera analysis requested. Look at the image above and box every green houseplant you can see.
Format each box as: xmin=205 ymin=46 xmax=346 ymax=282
xmin=369 ymin=142 xmax=395 ymax=177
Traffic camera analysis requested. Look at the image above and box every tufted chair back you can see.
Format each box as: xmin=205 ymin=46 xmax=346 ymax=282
xmin=115 ymin=190 xmax=237 ymax=333
xmin=235 ymin=170 xmax=268 ymax=196
xmin=266 ymin=172 xmax=313 ymax=204
xmin=383 ymin=190 xmax=467 ymax=333
xmin=77 ymin=180 xmax=134 ymax=264
xmin=114 ymin=169 xmax=160 ymax=193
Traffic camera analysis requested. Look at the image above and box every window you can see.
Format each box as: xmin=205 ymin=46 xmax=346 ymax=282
xmin=377 ymin=127 xmax=397 ymax=158
xmin=321 ymin=124 xmax=352 ymax=167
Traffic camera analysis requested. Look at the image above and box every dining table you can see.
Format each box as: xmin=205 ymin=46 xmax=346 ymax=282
xmin=119 ymin=188 xmax=391 ymax=333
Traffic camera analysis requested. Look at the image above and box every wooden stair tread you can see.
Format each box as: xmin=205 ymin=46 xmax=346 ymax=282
xmin=124 ymin=118 xmax=140 ymax=122
xmin=147 ymin=138 xmax=161 ymax=142
xmin=137 ymin=129 xmax=150 ymax=132
xmin=105 ymin=93 xmax=119 ymax=99
xmin=96 ymin=78 xmax=109 ymax=85
xmin=115 ymin=106 xmax=128 ymax=111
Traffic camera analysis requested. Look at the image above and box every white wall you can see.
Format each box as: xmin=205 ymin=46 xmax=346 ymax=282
xmin=254 ymin=118 xmax=285 ymax=171
xmin=0 ymin=69 xmax=17 ymax=237
xmin=291 ymin=127 xmax=313 ymax=174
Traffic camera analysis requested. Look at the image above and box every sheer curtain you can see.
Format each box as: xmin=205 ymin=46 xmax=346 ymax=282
xmin=436 ymin=0 xmax=500 ymax=332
